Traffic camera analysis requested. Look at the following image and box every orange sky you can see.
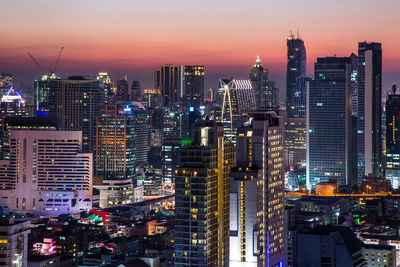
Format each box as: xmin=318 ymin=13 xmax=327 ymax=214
xmin=1 ymin=0 xmax=399 ymax=92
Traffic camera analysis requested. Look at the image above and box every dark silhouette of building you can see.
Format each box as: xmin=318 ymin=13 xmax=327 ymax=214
xmin=386 ymin=85 xmax=400 ymax=188
xmin=183 ymin=65 xmax=204 ymax=107
xmin=117 ymin=78 xmax=129 ymax=101
xmin=131 ymin=80 xmax=141 ymax=101
xmin=154 ymin=65 xmax=182 ymax=106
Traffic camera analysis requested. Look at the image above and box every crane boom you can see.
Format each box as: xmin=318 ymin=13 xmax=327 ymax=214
xmin=52 ymin=46 xmax=64 ymax=73
xmin=27 ymin=52 xmax=44 ymax=73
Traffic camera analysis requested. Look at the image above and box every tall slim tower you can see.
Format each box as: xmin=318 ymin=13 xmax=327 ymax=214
xmin=48 ymin=76 xmax=103 ymax=153
xmin=116 ymin=78 xmax=129 ymax=102
xmin=250 ymin=56 xmax=269 ymax=109
xmin=357 ymin=42 xmax=382 ymax=178
xmin=183 ymin=65 xmax=204 ymax=107
xmin=154 ymin=65 xmax=182 ymax=106
xmin=131 ymin=80 xmax=142 ymax=101
xmin=307 ymin=56 xmax=358 ymax=188
xmin=229 ymin=111 xmax=285 ymax=267
xmin=175 ymin=119 xmax=234 ymax=267
xmin=285 ymin=33 xmax=307 ymax=171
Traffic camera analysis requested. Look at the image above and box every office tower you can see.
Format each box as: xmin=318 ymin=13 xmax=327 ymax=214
xmin=357 ymin=42 xmax=382 ymax=177
xmin=297 ymin=226 xmax=365 ymax=266
xmin=183 ymin=65 xmax=204 ymax=107
xmin=162 ymin=104 xmax=190 ymax=140
xmin=0 ymin=129 xmax=92 ymax=215
xmin=0 ymin=87 xmax=28 ymax=117
xmin=97 ymin=72 xmax=113 ymax=104
xmin=385 ymin=85 xmax=400 ymax=188
xmin=0 ymin=217 xmax=31 ymax=267
xmin=131 ymin=80 xmax=141 ymax=101
xmin=34 ymin=73 xmax=60 ymax=113
xmin=161 ymin=139 xmax=181 ymax=189
xmin=48 ymin=76 xmax=103 ymax=153
xmin=249 ymin=56 xmax=269 ymax=110
xmin=229 ymin=111 xmax=285 ymax=267
xmin=143 ymin=89 xmax=163 ymax=109
xmin=155 ymin=65 xmax=182 ymax=105
xmin=217 ymin=78 xmax=256 ymax=142
xmin=175 ymin=119 xmax=234 ymax=267
xmin=0 ymin=73 xmax=13 ymax=94
xmin=307 ymin=56 xmax=358 ymax=188
xmin=286 ymin=32 xmax=306 ymax=118
xmin=116 ymin=78 xmax=129 ymax=101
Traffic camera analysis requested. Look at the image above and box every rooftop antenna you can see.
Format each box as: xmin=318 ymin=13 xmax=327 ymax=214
xmin=297 ymin=28 xmax=300 ymax=39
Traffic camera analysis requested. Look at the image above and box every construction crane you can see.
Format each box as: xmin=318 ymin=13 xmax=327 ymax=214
xmin=27 ymin=52 xmax=44 ymax=73
xmin=51 ymin=46 xmax=64 ymax=73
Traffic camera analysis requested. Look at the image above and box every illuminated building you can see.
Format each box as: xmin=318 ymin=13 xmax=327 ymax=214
xmin=175 ymin=119 xmax=234 ymax=267
xmin=217 ymin=78 xmax=256 ymax=142
xmin=48 ymin=76 xmax=103 ymax=153
xmin=249 ymin=56 xmax=269 ymax=110
xmin=0 ymin=217 xmax=31 ymax=267
xmin=286 ymin=32 xmax=306 ymax=118
xmin=362 ymin=244 xmax=396 ymax=267
xmin=183 ymin=65 xmax=204 ymax=107
xmin=0 ymin=129 xmax=92 ymax=215
xmin=386 ymin=88 xmax=400 ymax=188
xmin=116 ymin=77 xmax=129 ymax=101
xmin=230 ymin=111 xmax=285 ymax=267
xmin=143 ymin=89 xmax=163 ymax=108
xmin=97 ymin=72 xmax=113 ymax=104
xmin=307 ymin=56 xmax=358 ymax=188
xmin=154 ymin=65 xmax=182 ymax=105
xmin=0 ymin=87 xmax=28 ymax=117
xmin=34 ymin=73 xmax=60 ymax=113
xmin=0 ymin=73 xmax=13 ymax=94
xmin=161 ymin=139 xmax=181 ymax=185
xmin=357 ymin=42 xmax=382 ymax=178
xmin=131 ymin=80 xmax=141 ymax=101
xmin=95 ymin=103 xmax=148 ymax=208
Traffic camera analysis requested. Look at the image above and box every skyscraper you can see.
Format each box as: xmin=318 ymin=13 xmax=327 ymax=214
xmin=48 ymin=76 xmax=103 ymax=153
xmin=34 ymin=73 xmax=60 ymax=113
xmin=0 ymin=129 xmax=92 ymax=215
xmin=286 ymin=33 xmax=306 ymax=118
xmin=116 ymin=78 xmax=129 ymax=101
xmin=154 ymin=65 xmax=182 ymax=105
xmin=175 ymin=119 xmax=234 ymax=267
xmin=357 ymin=42 xmax=382 ymax=178
xmin=385 ymin=85 xmax=400 ymax=188
xmin=183 ymin=65 xmax=204 ymax=107
xmin=285 ymin=33 xmax=307 ymax=171
xmin=217 ymin=78 xmax=256 ymax=142
xmin=131 ymin=80 xmax=141 ymax=101
xmin=97 ymin=72 xmax=113 ymax=104
xmin=307 ymin=56 xmax=358 ymax=188
xmin=95 ymin=103 xmax=148 ymax=208
xmin=229 ymin=111 xmax=285 ymax=267
xmin=249 ymin=56 xmax=268 ymax=110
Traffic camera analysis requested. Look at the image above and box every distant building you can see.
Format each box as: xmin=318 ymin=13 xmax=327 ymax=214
xmin=386 ymin=89 xmax=400 ymax=188
xmin=131 ymin=80 xmax=141 ymax=101
xmin=97 ymin=72 xmax=113 ymax=104
xmin=49 ymin=76 xmax=103 ymax=153
xmin=183 ymin=65 xmax=204 ymax=107
xmin=0 ymin=129 xmax=92 ymax=215
xmin=297 ymin=226 xmax=366 ymax=267
xmin=249 ymin=56 xmax=268 ymax=109
xmin=362 ymin=243 xmax=396 ymax=267
xmin=229 ymin=111 xmax=285 ymax=267
xmin=307 ymin=56 xmax=358 ymax=188
xmin=154 ymin=65 xmax=182 ymax=106
xmin=0 ymin=73 xmax=13 ymax=94
xmin=116 ymin=78 xmax=129 ymax=101
xmin=174 ymin=119 xmax=234 ymax=267
xmin=143 ymin=89 xmax=163 ymax=109
xmin=161 ymin=140 xmax=181 ymax=186
xmin=360 ymin=174 xmax=391 ymax=194
xmin=357 ymin=42 xmax=382 ymax=178
xmin=0 ymin=217 xmax=31 ymax=267
xmin=0 ymin=87 xmax=28 ymax=117
xmin=34 ymin=73 xmax=61 ymax=113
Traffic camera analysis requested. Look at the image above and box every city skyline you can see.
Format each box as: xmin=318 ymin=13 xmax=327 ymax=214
xmin=1 ymin=0 xmax=399 ymax=96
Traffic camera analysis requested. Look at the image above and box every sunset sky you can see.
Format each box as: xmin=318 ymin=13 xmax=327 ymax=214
xmin=1 ymin=0 xmax=399 ymax=98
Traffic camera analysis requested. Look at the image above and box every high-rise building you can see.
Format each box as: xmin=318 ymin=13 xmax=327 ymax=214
xmin=250 ymin=56 xmax=268 ymax=109
xmin=116 ymin=78 xmax=129 ymax=101
xmin=161 ymin=139 xmax=181 ymax=189
xmin=183 ymin=65 xmax=204 ymax=107
xmin=143 ymin=89 xmax=163 ymax=109
xmin=216 ymin=78 xmax=256 ymax=142
xmin=286 ymin=33 xmax=306 ymax=118
xmin=34 ymin=73 xmax=61 ymax=113
xmin=285 ymin=34 xmax=307 ymax=172
xmin=97 ymin=72 xmax=113 ymax=104
xmin=385 ymin=86 xmax=400 ymax=188
xmin=0 ymin=129 xmax=92 ymax=215
xmin=0 ymin=217 xmax=31 ymax=267
xmin=175 ymin=119 xmax=234 ymax=267
xmin=307 ymin=56 xmax=358 ymax=188
xmin=48 ymin=76 xmax=103 ymax=153
xmin=0 ymin=87 xmax=28 ymax=117
xmin=357 ymin=42 xmax=382 ymax=177
xmin=131 ymin=80 xmax=141 ymax=101
xmin=229 ymin=111 xmax=285 ymax=267
xmin=154 ymin=65 xmax=182 ymax=105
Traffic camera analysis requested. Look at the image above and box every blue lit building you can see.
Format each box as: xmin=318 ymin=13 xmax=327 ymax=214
xmin=307 ymin=56 xmax=358 ymax=188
